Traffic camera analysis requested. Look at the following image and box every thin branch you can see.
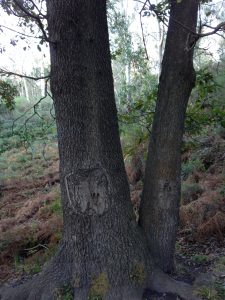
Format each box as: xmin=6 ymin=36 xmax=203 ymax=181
xmin=169 ymin=17 xmax=225 ymax=50
xmin=7 ymin=5 xmax=27 ymax=18
xmin=0 ymin=68 xmax=50 ymax=81
xmin=199 ymin=21 xmax=225 ymax=38
xmin=138 ymin=0 xmax=225 ymax=43
xmin=134 ymin=0 xmax=146 ymax=5
xmin=13 ymin=0 xmax=44 ymax=20
xmin=12 ymin=97 xmax=42 ymax=135
xmin=137 ymin=0 xmax=169 ymax=60
xmin=12 ymin=0 xmax=52 ymax=43
xmin=12 ymin=78 xmax=50 ymax=133
xmin=171 ymin=17 xmax=225 ymax=39
xmin=148 ymin=0 xmax=169 ymax=27
xmin=29 ymin=0 xmax=47 ymax=18
xmin=215 ymin=32 xmax=225 ymax=39
xmin=0 ymin=24 xmax=41 ymax=39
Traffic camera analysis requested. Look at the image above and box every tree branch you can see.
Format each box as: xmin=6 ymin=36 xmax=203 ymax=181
xmin=171 ymin=17 xmax=225 ymax=40
xmin=12 ymin=78 xmax=50 ymax=134
xmin=12 ymin=0 xmax=52 ymax=43
xmin=0 ymin=24 xmax=42 ymax=39
xmin=29 ymin=0 xmax=47 ymax=18
xmin=0 ymin=69 xmax=50 ymax=81
xmin=199 ymin=22 xmax=225 ymax=38
xmin=167 ymin=16 xmax=225 ymax=51
xmin=134 ymin=0 xmax=146 ymax=4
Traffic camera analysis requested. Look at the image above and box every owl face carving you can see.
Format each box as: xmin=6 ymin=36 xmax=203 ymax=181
xmin=65 ymin=168 xmax=110 ymax=215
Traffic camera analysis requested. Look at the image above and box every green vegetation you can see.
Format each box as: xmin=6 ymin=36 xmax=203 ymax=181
xmin=213 ymin=256 xmax=225 ymax=273
xmin=54 ymin=284 xmax=73 ymax=300
xmin=130 ymin=262 xmax=146 ymax=286
xmin=196 ymin=286 xmax=218 ymax=300
xmin=182 ymin=158 xmax=205 ymax=179
xmin=181 ymin=183 xmax=203 ymax=204
xmin=219 ymin=184 xmax=225 ymax=196
xmin=88 ymin=272 xmax=109 ymax=300
xmin=196 ymin=280 xmax=225 ymax=300
xmin=192 ymin=254 xmax=209 ymax=264
xmin=0 ymin=80 xmax=18 ymax=110
xmin=42 ymin=196 xmax=62 ymax=216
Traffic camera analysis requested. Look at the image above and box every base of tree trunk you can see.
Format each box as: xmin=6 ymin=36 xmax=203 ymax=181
xmin=0 ymin=245 xmax=200 ymax=300
xmin=0 ymin=235 xmax=151 ymax=300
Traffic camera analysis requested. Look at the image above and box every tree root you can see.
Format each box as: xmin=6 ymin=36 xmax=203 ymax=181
xmin=149 ymin=268 xmax=200 ymax=300
xmin=0 ymin=266 xmax=201 ymax=300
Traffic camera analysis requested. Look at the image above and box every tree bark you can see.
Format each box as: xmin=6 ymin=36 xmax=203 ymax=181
xmin=139 ymin=0 xmax=199 ymax=273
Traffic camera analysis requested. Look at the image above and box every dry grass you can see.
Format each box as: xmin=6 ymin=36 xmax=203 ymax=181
xmin=0 ymin=144 xmax=62 ymax=283
xmin=197 ymin=212 xmax=225 ymax=242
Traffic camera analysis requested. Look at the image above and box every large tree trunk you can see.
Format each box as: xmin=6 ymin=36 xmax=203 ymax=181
xmin=45 ymin=1 xmax=153 ymax=298
xmin=139 ymin=0 xmax=199 ymax=273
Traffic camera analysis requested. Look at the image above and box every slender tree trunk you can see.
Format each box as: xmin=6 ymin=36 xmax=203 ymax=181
xmin=139 ymin=0 xmax=199 ymax=273
xmin=156 ymin=17 xmax=165 ymax=80
xmin=22 ymin=77 xmax=30 ymax=102
xmin=40 ymin=61 xmax=46 ymax=97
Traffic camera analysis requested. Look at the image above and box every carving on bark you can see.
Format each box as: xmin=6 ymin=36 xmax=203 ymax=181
xmin=65 ymin=167 xmax=110 ymax=215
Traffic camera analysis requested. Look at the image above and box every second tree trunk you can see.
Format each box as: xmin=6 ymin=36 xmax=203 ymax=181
xmin=140 ymin=0 xmax=199 ymax=273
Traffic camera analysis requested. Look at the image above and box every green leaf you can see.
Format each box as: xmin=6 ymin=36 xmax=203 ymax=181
xmin=0 ymin=80 xmax=18 ymax=110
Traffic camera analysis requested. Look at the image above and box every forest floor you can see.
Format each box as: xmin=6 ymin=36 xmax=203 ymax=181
xmin=0 ymin=134 xmax=224 ymax=299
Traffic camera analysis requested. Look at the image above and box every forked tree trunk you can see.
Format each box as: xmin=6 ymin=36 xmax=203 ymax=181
xmin=140 ymin=0 xmax=199 ymax=273
xmin=0 ymin=1 xmax=201 ymax=300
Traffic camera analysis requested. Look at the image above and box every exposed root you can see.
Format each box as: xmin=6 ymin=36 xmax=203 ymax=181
xmin=149 ymin=268 xmax=200 ymax=300
xmin=0 ymin=263 xmax=201 ymax=300
xmin=0 ymin=273 xmax=143 ymax=300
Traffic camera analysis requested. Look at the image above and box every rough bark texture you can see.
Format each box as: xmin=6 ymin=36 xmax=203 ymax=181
xmin=139 ymin=0 xmax=199 ymax=273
